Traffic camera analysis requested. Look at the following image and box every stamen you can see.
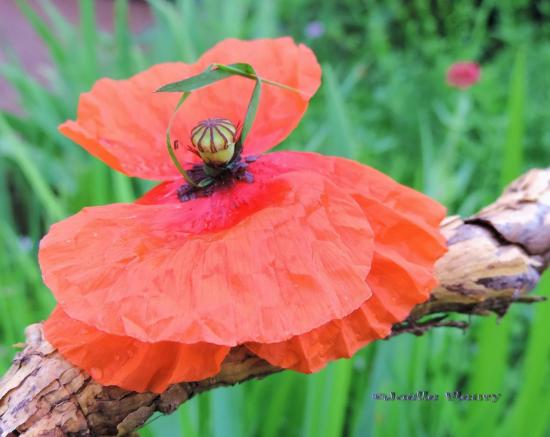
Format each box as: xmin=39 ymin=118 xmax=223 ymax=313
xmin=177 ymin=155 xmax=259 ymax=202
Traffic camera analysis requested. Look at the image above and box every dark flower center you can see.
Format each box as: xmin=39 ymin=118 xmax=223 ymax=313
xmin=177 ymin=155 xmax=258 ymax=202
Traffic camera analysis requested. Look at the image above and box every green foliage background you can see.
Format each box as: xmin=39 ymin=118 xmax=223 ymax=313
xmin=1 ymin=1 xmax=549 ymax=436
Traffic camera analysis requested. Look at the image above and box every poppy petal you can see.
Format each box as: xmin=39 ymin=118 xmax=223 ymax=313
xmin=264 ymin=151 xmax=446 ymax=232
xmin=246 ymin=251 xmax=439 ymax=372
xmin=245 ymin=152 xmax=447 ymax=371
xmin=59 ymin=38 xmax=321 ymax=180
xmin=40 ymin=169 xmax=374 ymax=345
xmin=44 ymin=307 xmax=229 ymax=393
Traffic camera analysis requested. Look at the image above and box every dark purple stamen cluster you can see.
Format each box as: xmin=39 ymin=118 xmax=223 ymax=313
xmin=177 ymin=155 xmax=258 ymax=202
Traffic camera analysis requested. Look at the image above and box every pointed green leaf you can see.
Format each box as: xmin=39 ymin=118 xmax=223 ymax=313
xmin=157 ymin=63 xmax=301 ymax=94
xmin=156 ymin=63 xmax=254 ymax=93
xmin=156 ymin=66 xmax=234 ymax=93
xmin=214 ymin=63 xmax=256 ymax=77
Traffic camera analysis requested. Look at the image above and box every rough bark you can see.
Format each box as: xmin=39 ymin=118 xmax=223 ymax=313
xmin=1 ymin=168 xmax=549 ymax=437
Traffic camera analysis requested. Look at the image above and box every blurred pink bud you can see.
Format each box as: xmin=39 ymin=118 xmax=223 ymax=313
xmin=446 ymin=62 xmax=481 ymax=89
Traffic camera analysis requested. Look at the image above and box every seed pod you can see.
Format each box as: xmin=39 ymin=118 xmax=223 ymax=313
xmin=191 ymin=118 xmax=237 ymax=166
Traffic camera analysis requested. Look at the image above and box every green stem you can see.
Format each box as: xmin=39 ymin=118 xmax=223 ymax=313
xmin=233 ymin=65 xmax=262 ymax=158
xmin=165 ymin=93 xmax=198 ymax=187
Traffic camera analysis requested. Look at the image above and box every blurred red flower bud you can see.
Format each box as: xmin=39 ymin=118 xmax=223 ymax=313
xmin=446 ymin=62 xmax=481 ymax=89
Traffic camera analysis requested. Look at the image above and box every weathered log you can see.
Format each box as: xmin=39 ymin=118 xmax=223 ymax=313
xmin=1 ymin=168 xmax=549 ymax=437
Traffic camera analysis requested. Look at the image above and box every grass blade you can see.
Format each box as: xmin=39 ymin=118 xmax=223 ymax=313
xmin=501 ymin=47 xmax=527 ymax=186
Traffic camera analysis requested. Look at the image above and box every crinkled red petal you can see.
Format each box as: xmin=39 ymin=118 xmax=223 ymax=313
xmin=244 ymin=152 xmax=447 ymax=371
xmin=40 ymin=166 xmax=374 ymax=346
xmin=44 ymin=307 xmax=229 ymax=393
xmin=43 ymin=151 xmax=446 ymax=390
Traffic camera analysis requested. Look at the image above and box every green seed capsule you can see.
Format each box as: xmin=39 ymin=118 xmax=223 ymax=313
xmin=191 ymin=118 xmax=237 ymax=166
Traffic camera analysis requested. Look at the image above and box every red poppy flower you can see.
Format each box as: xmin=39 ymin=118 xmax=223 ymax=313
xmin=41 ymin=37 xmax=447 ymax=393
xmin=446 ymin=61 xmax=481 ymax=89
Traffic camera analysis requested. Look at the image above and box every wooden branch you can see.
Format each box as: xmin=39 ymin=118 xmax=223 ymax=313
xmin=1 ymin=168 xmax=549 ymax=437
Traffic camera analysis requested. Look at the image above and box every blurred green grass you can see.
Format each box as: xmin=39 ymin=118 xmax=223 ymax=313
xmin=1 ymin=1 xmax=549 ymax=436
